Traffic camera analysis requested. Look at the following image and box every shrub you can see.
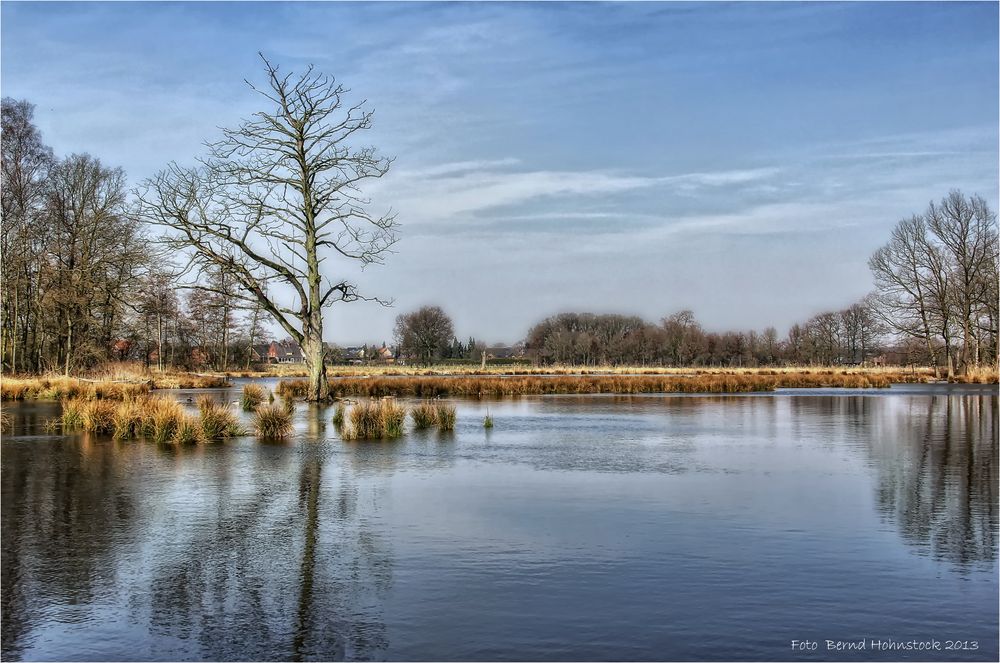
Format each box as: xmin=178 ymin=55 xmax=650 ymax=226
xmin=410 ymin=402 xmax=437 ymax=429
xmin=435 ymin=403 xmax=456 ymax=431
xmin=253 ymin=404 xmax=293 ymax=439
xmin=241 ymin=383 xmax=267 ymax=411
xmin=199 ymin=401 xmax=245 ymax=439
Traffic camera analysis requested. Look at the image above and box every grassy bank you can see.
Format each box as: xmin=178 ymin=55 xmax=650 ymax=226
xmin=318 ymin=371 xmax=936 ymax=398
xmin=1 ymin=371 xmax=230 ymax=401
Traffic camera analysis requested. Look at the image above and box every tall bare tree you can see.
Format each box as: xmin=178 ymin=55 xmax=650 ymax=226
xmin=138 ymin=56 xmax=397 ymax=400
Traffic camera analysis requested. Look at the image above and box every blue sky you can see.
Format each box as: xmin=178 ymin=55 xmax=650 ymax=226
xmin=2 ymin=1 xmax=997 ymax=344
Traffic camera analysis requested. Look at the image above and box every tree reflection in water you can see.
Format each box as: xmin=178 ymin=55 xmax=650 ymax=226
xmin=865 ymin=393 xmax=998 ymax=569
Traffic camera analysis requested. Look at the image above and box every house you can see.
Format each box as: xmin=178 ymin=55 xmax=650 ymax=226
xmin=252 ymin=341 xmax=304 ymax=364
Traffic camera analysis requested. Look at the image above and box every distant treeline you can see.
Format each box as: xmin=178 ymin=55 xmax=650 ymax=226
xmin=524 ymin=305 xmax=882 ymax=368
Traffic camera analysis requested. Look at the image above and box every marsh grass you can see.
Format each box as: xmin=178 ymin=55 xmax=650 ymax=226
xmin=61 ymin=398 xmax=87 ymax=428
xmin=253 ymin=404 xmax=293 ymax=439
xmin=483 ymin=410 xmax=493 ymax=429
xmin=281 ymin=397 xmax=296 ymax=415
xmin=172 ymin=414 xmax=206 ymax=445
xmin=275 ymin=379 xmax=309 ymax=399
xmin=146 ymin=398 xmax=185 ymax=444
xmin=241 ymin=384 xmax=267 ymax=411
xmin=332 ymin=402 xmax=346 ymax=428
xmin=80 ymin=400 xmax=117 ymax=434
xmin=2 ymin=376 xmax=151 ymax=401
xmin=198 ymin=401 xmax=245 ymax=439
xmin=323 ymin=371 xmax=935 ymax=398
xmin=342 ymin=399 xmax=406 ymax=440
xmin=409 ymin=402 xmax=437 ymax=429
xmin=435 ymin=403 xmax=457 ymax=431
xmin=111 ymin=400 xmax=145 ymax=440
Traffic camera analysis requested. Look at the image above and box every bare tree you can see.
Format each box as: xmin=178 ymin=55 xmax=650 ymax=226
xmin=138 ymin=56 xmax=397 ymax=400
xmin=925 ymin=191 xmax=998 ymax=372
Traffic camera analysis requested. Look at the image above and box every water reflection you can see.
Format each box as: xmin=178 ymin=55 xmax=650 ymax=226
xmin=866 ymin=393 xmax=998 ymax=569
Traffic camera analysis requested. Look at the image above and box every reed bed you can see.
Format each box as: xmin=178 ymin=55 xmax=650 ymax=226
xmin=341 ymin=399 xmax=406 ymax=440
xmin=319 ymin=363 xmax=940 ymax=378
xmin=326 ymin=372 xmax=924 ymax=398
xmin=241 ymin=383 xmax=268 ymax=411
xmin=2 ymin=376 xmax=151 ymax=401
xmin=275 ymin=379 xmax=309 ymax=399
xmin=253 ymin=404 xmax=294 ymax=439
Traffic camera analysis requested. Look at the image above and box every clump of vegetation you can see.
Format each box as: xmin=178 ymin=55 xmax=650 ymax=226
xmin=435 ymin=403 xmax=456 ymax=431
xmin=281 ymin=397 xmax=296 ymax=415
xmin=61 ymin=398 xmax=87 ymax=428
xmin=198 ymin=401 xmax=245 ymax=440
xmin=342 ymin=399 xmax=406 ymax=440
xmin=80 ymin=400 xmax=117 ymax=434
xmin=332 ymin=402 xmax=346 ymax=428
xmin=253 ymin=404 xmax=293 ymax=439
xmin=275 ymin=379 xmax=309 ymax=399
xmin=172 ymin=414 xmax=206 ymax=445
xmin=146 ymin=398 xmax=185 ymax=444
xmin=483 ymin=411 xmax=493 ymax=429
xmin=241 ymin=383 xmax=267 ymax=411
xmin=111 ymin=400 xmax=145 ymax=440
xmin=1 ymin=412 xmax=12 ymax=434
xmin=196 ymin=394 xmax=218 ymax=411
xmin=410 ymin=402 xmax=437 ymax=429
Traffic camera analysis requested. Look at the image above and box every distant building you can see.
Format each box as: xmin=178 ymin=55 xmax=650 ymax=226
xmin=251 ymin=340 xmax=304 ymax=364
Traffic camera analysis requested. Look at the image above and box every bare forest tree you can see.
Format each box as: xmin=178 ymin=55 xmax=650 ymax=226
xmin=394 ymin=306 xmax=455 ymax=365
xmin=870 ymin=191 xmax=998 ymax=376
xmin=137 ymin=56 xmax=397 ymax=400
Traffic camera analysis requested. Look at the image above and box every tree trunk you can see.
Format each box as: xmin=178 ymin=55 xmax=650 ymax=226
xmin=303 ymin=326 xmax=328 ymax=402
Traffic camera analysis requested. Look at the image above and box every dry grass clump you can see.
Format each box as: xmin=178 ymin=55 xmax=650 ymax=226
xmin=79 ymin=400 xmax=118 ymax=434
xmin=145 ymin=397 xmax=186 ymax=444
xmin=253 ymin=404 xmax=294 ymax=439
xmin=241 ymin=383 xmax=268 ymax=411
xmin=111 ymin=400 xmax=145 ymax=440
xmin=435 ymin=403 xmax=456 ymax=431
xmin=198 ymin=401 xmax=245 ymax=439
xmin=275 ymin=379 xmax=309 ymax=399
xmin=332 ymin=402 xmax=346 ymax=428
xmin=172 ymin=414 xmax=206 ymax=445
xmin=341 ymin=399 xmax=406 ymax=440
xmin=409 ymin=402 xmax=437 ymax=429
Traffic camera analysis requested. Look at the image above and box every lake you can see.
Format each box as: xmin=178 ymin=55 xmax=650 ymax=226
xmin=1 ymin=383 xmax=997 ymax=661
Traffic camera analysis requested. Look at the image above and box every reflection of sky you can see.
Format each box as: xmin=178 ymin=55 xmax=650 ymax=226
xmin=2 ymin=2 xmax=998 ymax=343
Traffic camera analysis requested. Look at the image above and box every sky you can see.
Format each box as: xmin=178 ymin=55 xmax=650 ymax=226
xmin=2 ymin=1 xmax=998 ymax=345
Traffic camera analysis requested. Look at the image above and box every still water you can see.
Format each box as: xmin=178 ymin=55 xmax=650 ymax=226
xmin=1 ymin=384 xmax=997 ymax=661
